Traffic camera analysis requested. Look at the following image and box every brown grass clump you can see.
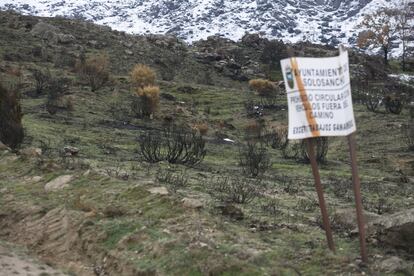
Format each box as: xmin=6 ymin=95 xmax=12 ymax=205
xmin=136 ymin=86 xmax=160 ymax=117
xmin=75 ymin=53 xmax=110 ymax=91
xmin=244 ymin=121 xmax=262 ymax=139
xmin=130 ymin=64 xmax=156 ymax=89
xmin=248 ymin=79 xmax=276 ymax=97
xmin=193 ymin=123 xmax=209 ymax=136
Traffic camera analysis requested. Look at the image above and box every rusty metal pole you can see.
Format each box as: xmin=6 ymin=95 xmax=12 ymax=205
xmin=347 ymin=133 xmax=368 ymax=263
xmin=305 ymin=138 xmax=336 ymax=252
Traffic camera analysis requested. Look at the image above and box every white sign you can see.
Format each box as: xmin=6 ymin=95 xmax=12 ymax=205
xmin=280 ymin=50 xmax=356 ymax=140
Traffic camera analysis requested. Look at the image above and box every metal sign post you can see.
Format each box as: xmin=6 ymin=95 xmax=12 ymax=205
xmin=347 ymin=132 xmax=368 ymax=262
xmin=281 ymin=46 xmax=368 ymax=262
xmin=306 ymin=138 xmax=336 ymax=252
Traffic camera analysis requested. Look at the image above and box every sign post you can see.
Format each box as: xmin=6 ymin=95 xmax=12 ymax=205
xmin=281 ymin=47 xmax=367 ymax=262
xmin=305 ymin=138 xmax=336 ymax=252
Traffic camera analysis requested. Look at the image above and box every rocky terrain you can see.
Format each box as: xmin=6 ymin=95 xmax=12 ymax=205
xmin=0 ymin=10 xmax=413 ymax=276
xmin=0 ymin=0 xmax=406 ymax=54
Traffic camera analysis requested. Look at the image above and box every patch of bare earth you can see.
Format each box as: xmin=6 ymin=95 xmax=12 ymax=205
xmin=0 ymin=201 xmax=144 ymax=276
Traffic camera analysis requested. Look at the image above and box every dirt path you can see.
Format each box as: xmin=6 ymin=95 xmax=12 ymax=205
xmin=0 ymin=242 xmax=68 ymax=276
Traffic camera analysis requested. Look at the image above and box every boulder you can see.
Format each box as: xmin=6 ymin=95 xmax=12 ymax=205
xmin=44 ymin=175 xmax=74 ymax=192
xmin=0 ymin=141 xmax=10 ymax=151
xmin=63 ymin=146 xmax=79 ymax=157
xmin=182 ymin=198 xmax=204 ymax=209
xmin=369 ymin=208 xmax=414 ymax=253
xmin=58 ymin=33 xmax=75 ymax=44
xmin=376 ymin=256 xmax=414 ymax=275
xmin=19 ymin=147 xmax=42 ymax=158
xmin=332 ymin=208 xmax=380 ymax=233
xmin=148 ymin=187 xmax=169 ymax=195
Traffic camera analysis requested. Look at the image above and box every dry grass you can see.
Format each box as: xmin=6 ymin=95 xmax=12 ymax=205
xmin=130 ymin=64 xmax=156 ymax=89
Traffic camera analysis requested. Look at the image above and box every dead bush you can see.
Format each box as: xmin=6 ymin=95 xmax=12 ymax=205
xmin=130 ymin=64 xmax=156 ymax=89
xmin=138 ymin=125 xmax=206 ymax=166
xmin=45 ymin=77 xmax=69 ymax=115
xmin=238 ymin=141 xmax=270 ymax=177
xmin=358 ymin=86 xmax=384 ymax=112
xmin=270 ymin=126 xmax=289 ymax=150
xmin=403 ymin=123 xmax=414 ymax=151
xmin=75 ymin=53 xmax=110 ymax=91
xmin=156 ymin=169 xmax=189 ymax=193
xmin=300 ymin=137 xmax=329 ymax=163
xmin=132 ymin=85 xmax=160 ymax=118
xmin=244 ymin=120 xmax=266 ymax=141
xmin=383 ymin=95 xmax=404 ymax=114
xmin=261 ymin=198 xmax=283 ymax=216
xmin=32 ymin=68 xmax=51 ymax=95
xmin=248 ymin=79 xmax=277 ymax=97
xmin=208 ymin=176 xmax=261 ymax=204
xmin=0 ymin=82 xmax=24 ymax=149
xmin=273 ymin=129 xmax=328 ymax=163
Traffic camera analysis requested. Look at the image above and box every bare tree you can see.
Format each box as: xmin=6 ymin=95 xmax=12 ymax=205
xmin=357 ymin=8 xmax=400 ymax=65
xmin=396 ymin=1 xmax=414 ymax=71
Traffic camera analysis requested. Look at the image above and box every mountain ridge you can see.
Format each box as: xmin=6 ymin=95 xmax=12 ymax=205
xmin=0 ymin=0 xmax=406 ymax=54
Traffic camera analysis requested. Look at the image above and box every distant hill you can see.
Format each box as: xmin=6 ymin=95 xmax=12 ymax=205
xmin=0 ymin=0 xmax=405 ymax=55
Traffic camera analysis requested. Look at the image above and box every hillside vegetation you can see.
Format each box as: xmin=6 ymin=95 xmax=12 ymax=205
xmin=0 ymin=11 xmax=413 ymax=276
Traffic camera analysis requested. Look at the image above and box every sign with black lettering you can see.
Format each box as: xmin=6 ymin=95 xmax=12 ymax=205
xmin=281 ymin=51 xmax=356 ymax=139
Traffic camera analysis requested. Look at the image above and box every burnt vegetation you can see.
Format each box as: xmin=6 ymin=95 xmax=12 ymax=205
xmin=138 ymin=125 xmax=206 ymax=166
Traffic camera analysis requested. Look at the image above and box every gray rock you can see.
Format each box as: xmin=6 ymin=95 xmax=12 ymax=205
xmin=333 ymin=208 xmax=380 ymax=233
xmin=378 ymin=257 xmax=405 ymax=273
xmin=182 ymin=198 xmax=204 ymax=209
xmin=44 ymin=175 xmax=74 ymax=192
xmin=0 ymin=141 xmax=10 ymax=151
xmin=63 ymin=146 xmax=79 ymax=157
xmin=148 ymin=187 xmax=169 ymax=195
xmin=370 ymin=208 xmax=414 ymax=253
xmin=58 ymin=33 xmax=75 ymax=44
xmin=19 ymin=147 xmax=42 ymax=158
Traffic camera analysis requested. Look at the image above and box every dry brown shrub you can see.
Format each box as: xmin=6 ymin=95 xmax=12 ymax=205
xmin=136 ymin=85 xmax=160 ymax=117
xmin=244 ymin=120 xmax=263 ymax=139
xmin=130 ymin=64 xmax=156 ymax=89
xmin=75 ymin=53 xmax=110 ymax=91
xmin=193 ymin=123 xmax=209 ymax=135
xmin=248 ymin=79 xmax=276 ymax=97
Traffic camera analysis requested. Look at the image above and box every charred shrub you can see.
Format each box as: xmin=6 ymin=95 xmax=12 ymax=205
xmin=272 ymin=128 xmax=328 ymax=163
xmin=138 ymin=125 xmax=206 ymax=166
xmin=156 ymin=169 xmax=189 ymax=193
xmin=209 ymin=176 xmax=261 ymax=204
xmin=32 ymin=68 xmax=51 ymax=95
xmin=362 ymin=90 xmax=383 ymax=112
xmin=0 ymin=82 xmax=24 ymax=149
xmin=403 ymin=106 xmax=414 ymax=150
xmin=45 ymin=77 xmax=69 ymax=115
xmin=299 ymin=137 xmax=329 ymax=163
xmin=238 ymin=141 xmax=270 ymax=177
xmin=383 ymin=95 xmax=404 ymax=115
xmin=260 ymin=40 xmax=287 ymax=72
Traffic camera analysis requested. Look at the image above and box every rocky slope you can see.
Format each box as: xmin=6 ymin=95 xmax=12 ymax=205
xmin=0 ymin=0 xmax=405 ymax=52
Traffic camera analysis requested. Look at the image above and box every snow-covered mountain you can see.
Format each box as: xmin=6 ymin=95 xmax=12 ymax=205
xmin=0 ymin=0 xmax=406 ymax=50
